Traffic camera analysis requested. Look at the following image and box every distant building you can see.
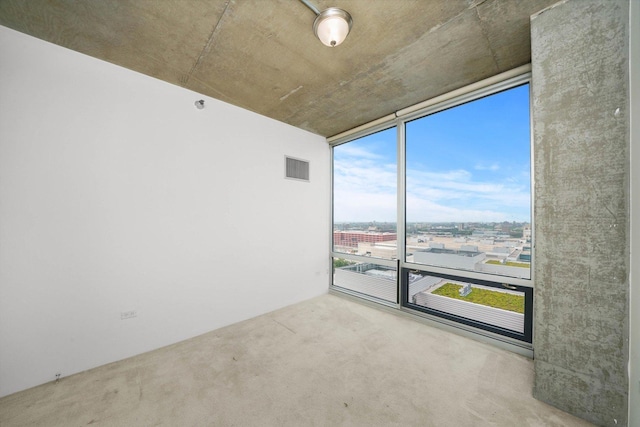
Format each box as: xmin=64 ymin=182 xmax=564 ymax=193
xmin=472 ymin=230 xmax=510 ymax=239
xmin=414 ymin=247 xmax=485 ymax=271
xmin=519 ymin=249 xmax=531 ymax=262
xmin=334 ymin=230 xmax=397 ymax=248
xmin=357 ymin=242 xmax=397 ymax=258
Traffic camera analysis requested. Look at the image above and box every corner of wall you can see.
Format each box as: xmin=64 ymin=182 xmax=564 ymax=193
xmin=0 ymin=25 xmax=330 ymax=397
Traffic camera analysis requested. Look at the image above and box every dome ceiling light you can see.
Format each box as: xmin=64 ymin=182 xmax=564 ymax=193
xmin=298 ymin=0 xmax=353 ymax=47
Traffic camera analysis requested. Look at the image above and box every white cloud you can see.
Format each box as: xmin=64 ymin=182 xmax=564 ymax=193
xmin=405 ymin=196 xmax=517 ymax=223
xmin=406 ymin=167 xmax=530 ymax=221
xmin=474 ymin=163 xmax=500 ymax=171
xmin=334 ymin=155 xmax=530 ymax=223
xmin=334 ymin=144 xmax=384 ymax=160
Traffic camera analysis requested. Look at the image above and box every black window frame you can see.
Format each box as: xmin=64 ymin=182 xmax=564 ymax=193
xmin=400 ymin=267 xmax=533 ymax=343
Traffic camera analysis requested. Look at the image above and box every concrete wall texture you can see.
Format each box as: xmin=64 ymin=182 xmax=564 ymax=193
xmin=531 ymin=0 xmax=630 ymax=425
xmin=629 ymin=0 xmax=639 ymax=424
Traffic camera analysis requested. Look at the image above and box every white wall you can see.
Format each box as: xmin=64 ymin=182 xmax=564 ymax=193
xmin=0 ymin=26 xmax=330 ymax=397
xmin=629 ymin=0 xmax=639 ymax=423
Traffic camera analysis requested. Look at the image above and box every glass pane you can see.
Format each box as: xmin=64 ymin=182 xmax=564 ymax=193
xmin=405 ymin=84 xmax=531 ymax=279
xmin=408 ymin=271 xmax=525 ymax=333
xmin=333 ymin=258 xmax=397 ymax=303
xmin=333 ymin=127 xmax=397 ymax=260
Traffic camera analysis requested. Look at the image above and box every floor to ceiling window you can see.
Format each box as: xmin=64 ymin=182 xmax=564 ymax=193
xmin=332 ymin=126 xmax=397 ymax=303
xmin=331 ymin=70 xmax=533 ymax=346
xmin=402 ymin=81 xmax=532 ymax=343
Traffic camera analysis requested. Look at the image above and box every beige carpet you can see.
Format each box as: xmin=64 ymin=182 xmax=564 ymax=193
xmin=0 ymin=294 xmax=593 ymax=426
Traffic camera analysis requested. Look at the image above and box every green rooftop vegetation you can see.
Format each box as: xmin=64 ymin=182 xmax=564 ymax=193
xmin=333 ymin=258 xmax=356 ymax=268
xmin=432 ymin=283 xmax=524 ymax=314
xmin=486 ymin=260 xmax=529 ymax=268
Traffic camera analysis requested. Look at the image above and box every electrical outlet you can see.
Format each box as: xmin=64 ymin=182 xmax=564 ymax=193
xmin=120 ymin=310 xmax=137 ymax=320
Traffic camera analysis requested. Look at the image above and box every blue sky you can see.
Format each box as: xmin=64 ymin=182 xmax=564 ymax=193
xmin=333 ymin=84 xmax=531 ymax=223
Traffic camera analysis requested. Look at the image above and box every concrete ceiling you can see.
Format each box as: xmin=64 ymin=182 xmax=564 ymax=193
xmin=0 ymin=0 xmax=557 ymax=137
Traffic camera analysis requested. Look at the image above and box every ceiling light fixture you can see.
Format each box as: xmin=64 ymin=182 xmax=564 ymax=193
xmin=298 ymin=0 xmax=352 ymax=47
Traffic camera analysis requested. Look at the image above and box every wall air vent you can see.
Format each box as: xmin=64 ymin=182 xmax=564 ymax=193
xmin=285 ymin=156 xmax=310 ymax=182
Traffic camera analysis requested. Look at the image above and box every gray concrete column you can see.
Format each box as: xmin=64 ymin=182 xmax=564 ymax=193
xmin=629 ymin=0 xmax=640 ymax=423
xmin=531 ymin=0 xmax=630 ymax=425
